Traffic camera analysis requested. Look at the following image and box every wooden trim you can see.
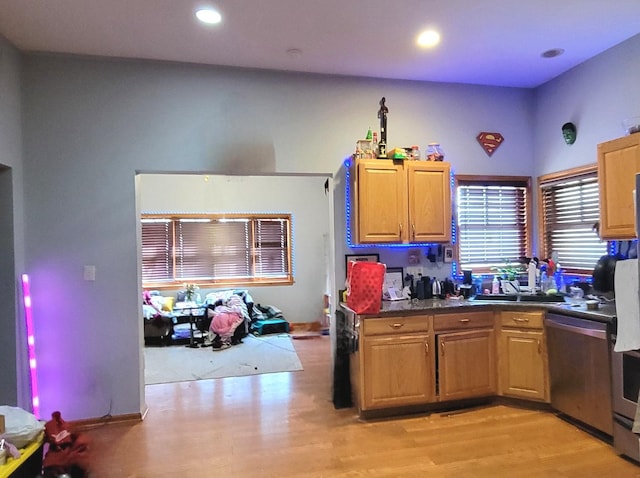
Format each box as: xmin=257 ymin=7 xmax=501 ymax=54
xmin=290 ymin=321 xmax=323 ymax=332
xmin=70 ymin=413 xmax=143 ymax=432
xmin=455 ymin=175 xmax=531 ymax=185
xmin=536 ymin=164 xmax=598 ymax=260
xmin=453 ymin=175 xmax=534 ymax=268
xmin=537 ymin=164 xmax=597 ymax=186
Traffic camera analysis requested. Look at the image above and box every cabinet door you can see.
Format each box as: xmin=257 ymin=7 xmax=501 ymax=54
xmin=356 ymin=160 xmax=406 ymax=243
xmin=362 ymin=334 xmax=434 ymax=409
xmin=598 ymin=134 xmax=640 ymax=240
xmin=499 ymin=329 xmax=548 ymax=402
xmin=406 ymin=162 xmax=451 ymax=242
xmin=438 ymin=329 xmax=496 ymax=401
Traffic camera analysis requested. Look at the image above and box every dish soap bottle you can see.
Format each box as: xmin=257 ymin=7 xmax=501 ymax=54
xmin=492 ymin=275 xmax=500 ymax=294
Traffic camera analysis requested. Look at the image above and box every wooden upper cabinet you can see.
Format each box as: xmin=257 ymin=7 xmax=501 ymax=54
xmin=354 ymin=159 xmax=451 ymax=244
xmin=597 ymin=134 xmax=640 ymax=240
xmin=356 ymin=160 xmax=406 ymax=243
xmin=407 ymin=161 xmax=451 ymax=242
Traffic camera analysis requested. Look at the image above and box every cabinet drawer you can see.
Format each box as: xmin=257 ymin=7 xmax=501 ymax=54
xmin=362 ymin=316 xmax=429 ymax=336
xmin=500 ymin=310 xmax=544 ymax=329
xmin=434 ymin=311 xmax=494 ymax=331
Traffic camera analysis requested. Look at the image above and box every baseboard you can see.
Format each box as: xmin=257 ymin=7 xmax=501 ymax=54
xmin=70 ymin=412 xmax=142 ymax=432
xmin=290 ymin=321 xmax=323 ymax=332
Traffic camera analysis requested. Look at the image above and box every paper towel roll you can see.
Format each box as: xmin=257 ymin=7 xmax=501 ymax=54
xmin=614 ymin=259 xmax=640 ymax=352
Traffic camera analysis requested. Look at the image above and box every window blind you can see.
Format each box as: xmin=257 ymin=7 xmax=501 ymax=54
xmin=141 ymin=214 xmax=292 ymax=286
xmin=254 ymin=218 xmax=290 ymax=277
xmin=141 ymin=219 xmax=174 ymax=282
xmin=539 ymin=171 xmax=606 ymax=274
xmin=457 ymin=181 xmax=529 ymax=271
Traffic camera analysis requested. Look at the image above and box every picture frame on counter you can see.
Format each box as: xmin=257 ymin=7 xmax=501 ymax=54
xmin=384 ymin=267 xmax=404 ymax=290
xmin=345 ymin=253 xmax=380 ymax=273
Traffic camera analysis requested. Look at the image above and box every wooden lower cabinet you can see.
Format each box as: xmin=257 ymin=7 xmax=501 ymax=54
xmin=499 ymin=329 xmax=548 ymax=401
xmin=350 ymin=309 xmax=550 ymax=415
xmin=498 ymin=311 xmax=549 ymax=402
xmin=437 ymin=328 xmax=496 ymax=401
xmin=362 ymin=333 xmax=435 ymax=409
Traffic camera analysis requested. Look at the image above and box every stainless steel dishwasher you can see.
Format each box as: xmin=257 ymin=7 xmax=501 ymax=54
xmin=545 ymin=313 xmax=613 ymax=435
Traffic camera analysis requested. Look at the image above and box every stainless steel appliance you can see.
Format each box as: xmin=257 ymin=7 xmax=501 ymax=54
xmin=545 ymin=313 xmax=613 ymax=435
xmin=611 ymin=343 xmax=640 ymax=462
xmin=610 ymin=172 xmax=640 ymax=461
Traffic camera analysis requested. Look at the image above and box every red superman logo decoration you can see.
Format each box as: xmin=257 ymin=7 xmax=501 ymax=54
xmin=476 ymin=132 xmax=504 ymax=156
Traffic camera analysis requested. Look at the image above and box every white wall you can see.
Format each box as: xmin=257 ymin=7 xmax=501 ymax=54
xmin=18 ymin=51 xmax=539 ymax=420
xmin=138 ymin=173 xmax=332 ymax=323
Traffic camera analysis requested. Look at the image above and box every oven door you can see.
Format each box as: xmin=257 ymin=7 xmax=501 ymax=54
xmin=612 ymin=348 xmax=640 ymax=419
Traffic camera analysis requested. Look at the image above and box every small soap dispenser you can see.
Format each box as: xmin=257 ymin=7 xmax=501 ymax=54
xmin=492 ymin=276 xmax=500 ymax=294
xmin=527 ymin=259 xmax=537 ymax=294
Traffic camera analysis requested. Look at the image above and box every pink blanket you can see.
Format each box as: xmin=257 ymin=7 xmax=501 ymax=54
xmin=210 ymin=309 xmax=244 ymax=338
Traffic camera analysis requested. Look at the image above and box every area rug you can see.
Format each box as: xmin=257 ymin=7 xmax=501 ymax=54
xmin=144 ymin=333 xmax=303 ymax=385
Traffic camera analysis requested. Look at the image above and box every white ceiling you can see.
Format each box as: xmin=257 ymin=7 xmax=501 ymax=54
xmin=1 ymin=0 xmax=640 ymax=88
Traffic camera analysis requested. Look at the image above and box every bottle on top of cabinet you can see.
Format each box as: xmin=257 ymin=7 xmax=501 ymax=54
xmin=426 ymin=143 xmax=445 ymax=161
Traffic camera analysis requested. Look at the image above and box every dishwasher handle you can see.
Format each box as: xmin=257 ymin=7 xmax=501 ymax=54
xmin=544 ymin=317 xmax=607 ymax=340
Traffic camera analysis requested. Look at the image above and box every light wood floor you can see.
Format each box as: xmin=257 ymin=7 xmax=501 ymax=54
xmin=85 ymin=336 xmax=640 ymax=477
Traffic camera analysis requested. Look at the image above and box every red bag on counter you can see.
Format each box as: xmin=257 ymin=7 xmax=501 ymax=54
xmin=346 ymin=261 xmax=385 ymax=314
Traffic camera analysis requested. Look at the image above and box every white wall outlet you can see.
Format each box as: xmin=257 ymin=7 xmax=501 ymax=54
xmin=84 ymin=265 xmax=96 ymax=281
xmin=406 ymin=266 xmax=422 ymax=278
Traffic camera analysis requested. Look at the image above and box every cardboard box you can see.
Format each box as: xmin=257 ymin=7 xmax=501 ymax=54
xmin=0 ymin=414 xmax=5 ymax=434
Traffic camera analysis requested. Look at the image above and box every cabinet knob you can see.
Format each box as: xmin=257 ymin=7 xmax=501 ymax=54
xmin=389 ymin=323 xmax=404 ymax=329
xmin=513 ymin=317 xmax=529 ymax=323
xmin=459 ymin=318 xmax=470 ymax=323
xmin=425 ymin=341 xmax=429 ymax=354
xmin=412 ymin=223 xmax=416 ymax=240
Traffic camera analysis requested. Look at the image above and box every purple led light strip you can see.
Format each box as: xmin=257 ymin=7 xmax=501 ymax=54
xmin=21 ymin=274 xmax=40 ymax=419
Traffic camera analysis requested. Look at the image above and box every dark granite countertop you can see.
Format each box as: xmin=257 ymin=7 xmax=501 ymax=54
xmin=341 ymin=298 xmax=616 ymax=325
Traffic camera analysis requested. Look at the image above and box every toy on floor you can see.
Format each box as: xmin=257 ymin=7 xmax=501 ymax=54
xmin=42 ymin=411 xmax=91 ymax=478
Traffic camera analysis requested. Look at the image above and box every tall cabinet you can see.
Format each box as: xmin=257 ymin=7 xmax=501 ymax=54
xmin=353 ymin=159 xmax=451 ymax=244
xmin=597 ymin=134 xmax=640 ymax=240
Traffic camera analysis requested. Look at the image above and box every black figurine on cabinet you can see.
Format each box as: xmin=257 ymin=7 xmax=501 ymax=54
xmin=377 ymin=97 xmax=388 ymax=157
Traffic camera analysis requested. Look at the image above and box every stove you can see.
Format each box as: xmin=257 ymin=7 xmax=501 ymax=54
xmin=611 ymin=344 xmax=640 ymax=462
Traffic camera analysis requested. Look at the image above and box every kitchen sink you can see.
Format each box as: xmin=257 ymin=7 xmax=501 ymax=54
xmin=518 ymin=293 xmax=566 ymax=303
xmin=471 ymin=294 xmax=518 ymax=302
xmin=471 ymin=293 xmax=566 ymax=303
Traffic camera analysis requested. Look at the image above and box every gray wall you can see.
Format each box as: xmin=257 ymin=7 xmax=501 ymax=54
xmin=0 ymin=35 xmax=27 ymax=408
xmin=9 ymin=31 xmax=638 ymax=420
xmin=534 ymin=34 xmax=640 ymax=177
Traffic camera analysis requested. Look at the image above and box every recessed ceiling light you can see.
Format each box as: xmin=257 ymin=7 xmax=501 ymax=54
xmin=417 ymin=30 xmax=441 ymax=48
xmin=195 ymin=8 xmax=222 ymax=25
xmin=541 ymin=48 xmax=565 ymax=58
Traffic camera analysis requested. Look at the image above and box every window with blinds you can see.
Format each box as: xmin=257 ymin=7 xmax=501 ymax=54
xmin=456 ymin=177 xmax=531 ymax=272
xmin=141 ymin=214 xmax=292 ymax=288
xmin=538 ymin=166 xmax=607 ymax=274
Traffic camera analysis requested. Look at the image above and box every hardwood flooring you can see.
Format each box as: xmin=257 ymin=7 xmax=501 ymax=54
xmin=85 ymin=336 xmax=640 ymax=477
